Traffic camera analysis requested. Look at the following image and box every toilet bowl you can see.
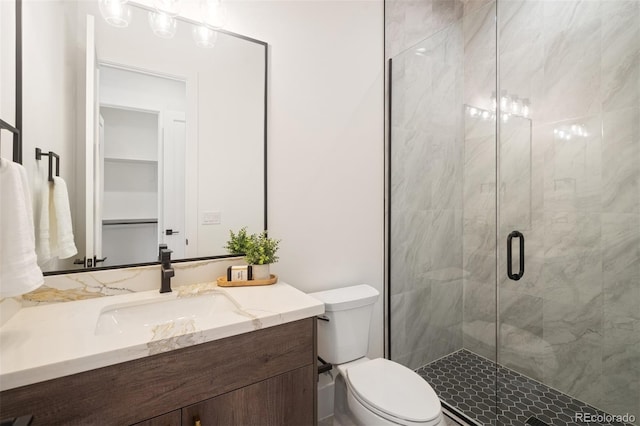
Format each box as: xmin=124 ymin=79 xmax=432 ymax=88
xmin=309 ymin=285 xmax=443 ymax=426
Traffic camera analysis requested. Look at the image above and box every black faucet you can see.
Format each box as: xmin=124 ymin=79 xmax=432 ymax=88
xmin=159 ymin=245 xmax=174 ymax=293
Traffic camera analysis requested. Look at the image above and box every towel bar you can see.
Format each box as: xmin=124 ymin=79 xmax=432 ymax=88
xmin=35 ymin=147 xmax=60 ymax=182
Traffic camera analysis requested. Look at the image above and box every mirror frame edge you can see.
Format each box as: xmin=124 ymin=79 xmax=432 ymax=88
xmin=0 ymin=0 xmax=22 ymax=164
xmin=15 ymin=2 xmax=269 ymax=276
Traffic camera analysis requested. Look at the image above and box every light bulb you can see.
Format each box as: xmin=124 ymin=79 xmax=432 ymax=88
xmin=149 ymin=11 xmax=177 ymax=38
xmin=482 ymin=110 xmax=490 ymax=120
xmin=153 ymin=0 xmax=180 ymax=16
xmin=201 ymin=0 xmax=227 ymax=29
xmin=193 ymin=25 xmax=217 ymax=48
xmin=99 ymin=0 xmax=132 ymax=28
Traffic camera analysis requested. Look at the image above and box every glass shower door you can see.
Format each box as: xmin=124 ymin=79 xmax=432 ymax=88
xmin=497 ymin=0 xmax=640 ymax=424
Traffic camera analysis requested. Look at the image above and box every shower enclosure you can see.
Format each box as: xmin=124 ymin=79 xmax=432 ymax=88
xmin=387 ymin=0 xmax=639 ymax=424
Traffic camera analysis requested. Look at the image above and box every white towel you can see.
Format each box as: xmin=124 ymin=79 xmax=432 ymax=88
xmin=37 ymin=176 xmax=77 ymax=261
xmin=51 ymin=176 xmax=77 ymax=259
xmin=0 ymin=157 xmax=44 ymax=297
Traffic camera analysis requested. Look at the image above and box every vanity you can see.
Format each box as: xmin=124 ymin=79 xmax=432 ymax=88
xmin=0 ymin=281 xmax=324 ymax=425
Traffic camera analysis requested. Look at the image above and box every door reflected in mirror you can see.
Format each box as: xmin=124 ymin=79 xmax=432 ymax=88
xmin=18 ymin=1 xmax=267 ymax=273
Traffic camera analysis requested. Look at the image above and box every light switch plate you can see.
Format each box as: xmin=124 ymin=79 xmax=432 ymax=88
xmin=202 ymin=211 xmax=221 ymax=225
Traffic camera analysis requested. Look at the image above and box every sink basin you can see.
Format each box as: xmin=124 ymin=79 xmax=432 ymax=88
xmin=95 ymin=292 xmax=236 ymax=335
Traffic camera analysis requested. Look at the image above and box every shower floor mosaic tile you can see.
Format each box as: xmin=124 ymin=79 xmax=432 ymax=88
xmin=416 ymin=349 xmax=635 ymax=426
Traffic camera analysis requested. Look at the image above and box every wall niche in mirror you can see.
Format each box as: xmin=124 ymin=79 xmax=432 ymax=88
xmin=19 ymin=0 xmax=267 ymax=273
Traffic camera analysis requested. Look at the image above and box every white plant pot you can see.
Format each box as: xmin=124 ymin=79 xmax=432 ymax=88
xmin=252 ymin=264 xmax=270 ymax=280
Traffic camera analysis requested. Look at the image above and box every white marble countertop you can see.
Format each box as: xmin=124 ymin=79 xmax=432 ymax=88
xmin=0 ymin=281 xmax=324 ymax=392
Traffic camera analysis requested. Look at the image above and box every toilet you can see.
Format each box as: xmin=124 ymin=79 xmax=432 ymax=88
xmin=309 ymin=285 xmax=444 ymax=426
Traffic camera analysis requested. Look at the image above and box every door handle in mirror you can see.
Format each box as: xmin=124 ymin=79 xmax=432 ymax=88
xmin=507 ymin=230 xmax=525 ymax=281
xmin=165 ymin=229 xmax=180 ymax=236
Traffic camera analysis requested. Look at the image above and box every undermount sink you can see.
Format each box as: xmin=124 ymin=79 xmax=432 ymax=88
xmin=95 ymin=292 xmax=237 ymax=335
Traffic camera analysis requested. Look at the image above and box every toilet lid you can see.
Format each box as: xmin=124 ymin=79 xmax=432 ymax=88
xmin=346 ymin=358 xmax=441 ymax=423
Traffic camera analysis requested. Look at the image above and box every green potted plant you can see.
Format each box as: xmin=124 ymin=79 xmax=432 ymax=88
xmin=224 ymin=227 xmax=252 ymax=255
xmin=245 ymin=231 xmax=280 ymax=280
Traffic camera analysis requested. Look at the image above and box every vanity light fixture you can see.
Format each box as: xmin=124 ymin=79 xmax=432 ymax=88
xmin=153 ymin=0 xmax=181 ymax=16
xmin=99 ymin=0 xmax=132 ymax=28
xmin=200 ymin=0 xmax=228 ymax=29
xmin=148 ymin=10 xmax=178 ymax=39
xmin=98 ymin=0 xmax=227 ymax=45
xmin=193 ymin=25 xmax=217 ymax=48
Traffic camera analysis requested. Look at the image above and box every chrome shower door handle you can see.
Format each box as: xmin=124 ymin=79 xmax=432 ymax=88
xmin=507 ymin=230 xmax=525 ymax=281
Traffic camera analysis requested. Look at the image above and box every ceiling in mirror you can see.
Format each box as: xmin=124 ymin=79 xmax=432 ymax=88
xmin=18 ymin=0 xmax=267 ymax=274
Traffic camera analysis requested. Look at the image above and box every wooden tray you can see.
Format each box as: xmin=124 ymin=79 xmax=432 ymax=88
xmin=217 ymin=274 xmax=278 ymax=287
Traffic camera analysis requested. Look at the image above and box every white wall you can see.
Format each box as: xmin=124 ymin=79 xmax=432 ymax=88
xmin=141 ymin=0 xmax=386 ymax=357
xmin=22 ymin=0 xmax=80 ymax=271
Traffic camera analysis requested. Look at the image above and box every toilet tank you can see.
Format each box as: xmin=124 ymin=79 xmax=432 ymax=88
xmin=309 ymin=285 xmax=379 ymax=364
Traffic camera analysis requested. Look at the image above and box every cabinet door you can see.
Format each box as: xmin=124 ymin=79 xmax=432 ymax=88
xmin=182 ymin=365 xmax=314 ymax=426
xmin=131 ymin=409 xmax=181 ymax=426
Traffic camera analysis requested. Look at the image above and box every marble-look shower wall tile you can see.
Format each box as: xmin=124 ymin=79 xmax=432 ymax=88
xmin=542 ymin=0 xmax=601 ymax=39
xmin=498 ymin=0 xmax=543 ymax=55
xmin=405 ymin=286 xmax=434 ymax=357
xmin=499 ymin=42 xmax=545 ymax=122
xmin=543 ymin=249 xmax=602 ymax=308
xmin=601 ymin=213 xmax=640 ymax=321
xmin=542 ymin=296 xmax=604 ymax=409
xmin=540 ymin=115 xmax=603 ymax=213
xmin=403 ymin=0 xmax=435 ymax=55
xmin=461 ymin=0 xmax=493 ymax=16
xmin=432 ymin=0 xmax=464 ymax=30
xmin=391 ymin=130 xmax=433 ymax=211
xmin=601 ymin=1 xmax=640 ymax=112
xmin=463 ymin=210 xmax=495 ymax=256
xmin=463 ymin=277 xmax=496 ymax=361
xmin=427 ymin=279 xmax=464 ymax=359
xmin=464 ymin=135 xmax=495 ymax=212
xmin=499 ymin=289 xmax=543 ymax=342
xmin=531 ymin=124 xmax=548 ymax=213
xmin=463 ymin=2 xmax=496 ymax=111
xmin=602 ymin=108 xmax=640 ymax=214
xmin=385 ymin=0 xmax=468 ymax=60
xmin=601 ymin=315 xmax=640 ymax=421
xmin=385 ymin=0 xmax=409 ymax=60
xmin=390 ymin=293 xmax=410 ymax=359
xmin=390 ymin=209 xmax=434 ymax=295
xmin=543 ymin=211 xmax=601 ymax=259
xmin=499 ymin=115 xmax=532 ymax=229
xmin=541 ymin=17 xmax=601 ymax=122
xmin=430 ymin=209 xmax=464 ymax=273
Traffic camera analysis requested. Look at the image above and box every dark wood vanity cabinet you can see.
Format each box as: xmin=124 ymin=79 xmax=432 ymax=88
xmin=1 ymin=318 xmax=317 ymax=426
